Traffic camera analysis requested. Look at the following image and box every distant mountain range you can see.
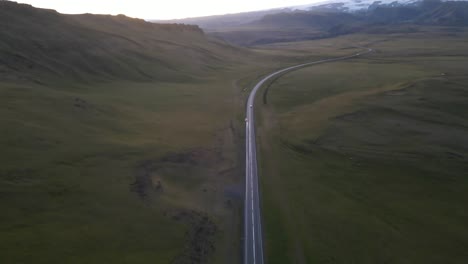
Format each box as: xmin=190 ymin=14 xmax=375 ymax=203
xmin=295 ymin=0 xmax=420 ymax=12
xmin=157 ymin=0 xmax=467 ymax=29
xmin=295 ymin=0 xmax=468 ymax=12
xmin=263 ymin=0 xmax=468 ymax=26
xmin=158 ymin=0 xmax=468 ymax=46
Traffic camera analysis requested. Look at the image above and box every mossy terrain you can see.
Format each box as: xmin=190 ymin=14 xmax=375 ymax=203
xmin=257 ymin=30 xmax=468 ymax=263
xmin=0 ymin=2 xmax=263 ymax=263
xmin=2 ymin=1 xmax=468 ymax=263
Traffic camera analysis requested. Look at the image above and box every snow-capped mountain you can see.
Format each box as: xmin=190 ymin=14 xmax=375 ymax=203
xmin=292 ymin=0 xmax=465 ymax=12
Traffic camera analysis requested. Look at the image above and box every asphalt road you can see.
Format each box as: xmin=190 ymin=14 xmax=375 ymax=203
xmin=244 ymin=48 xmax=372 ymax=264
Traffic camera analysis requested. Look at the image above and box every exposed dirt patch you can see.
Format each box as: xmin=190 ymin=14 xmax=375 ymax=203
xmin=170 ymin=210 xmax=218 ymax=264
xmin=129 ymin=120 xmax=242 ymax=262
xmin=130 ymin=149 xmax=221 ymax=200
xmin=130 ymin=160 xmax=162 ymax=200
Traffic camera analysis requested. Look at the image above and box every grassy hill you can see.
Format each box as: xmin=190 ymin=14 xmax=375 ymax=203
xmin=0 ymin=2 xmax=268 ymax=263
xmin=3 ymin=1 xmax=468 ymax=263
xmin=155 ymin=9 xmax=289 ymax=31
xmin=0 ymin=1 xmax=244 ymax=83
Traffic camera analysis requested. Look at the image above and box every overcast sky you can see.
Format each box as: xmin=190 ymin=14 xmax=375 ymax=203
xmin=14 ymin=0 xmax=321 ymax=19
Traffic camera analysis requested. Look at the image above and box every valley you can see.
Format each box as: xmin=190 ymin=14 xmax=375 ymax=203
xmin=1 ymin=1 xmax=468 ymax=263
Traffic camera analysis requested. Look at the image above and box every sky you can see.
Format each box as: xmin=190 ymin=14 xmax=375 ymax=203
xmin=13 ymin=0 xmax=321 ymax=20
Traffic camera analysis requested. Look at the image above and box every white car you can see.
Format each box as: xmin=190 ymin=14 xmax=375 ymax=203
xmin=245 ymin=118 xmax=248 ymax=122
xmin=250 ymin=105 xmax=253 ymax=108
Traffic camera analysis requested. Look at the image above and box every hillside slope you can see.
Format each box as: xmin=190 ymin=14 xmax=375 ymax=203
xmin=170 ymin=0 xmax=468 ymax=46
xmin=0 ymin=1 xmax=241 ymax=83
xmin=155 ymin=9 xmax=289 ymax=31
xmin=416 ymin=1 xmax=468 ymax=25
xmin=0 ymin=2 xmax=259 ymax=263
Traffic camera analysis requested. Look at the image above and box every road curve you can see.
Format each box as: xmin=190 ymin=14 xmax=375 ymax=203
xmin=244 ymin=48 xmax=372 ymax=264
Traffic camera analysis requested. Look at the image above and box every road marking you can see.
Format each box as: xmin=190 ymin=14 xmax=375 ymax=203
xmin=249 ymin=118 xmax=256 ymax=264
xmin=244 ymin=121 xmax=249 ymax=264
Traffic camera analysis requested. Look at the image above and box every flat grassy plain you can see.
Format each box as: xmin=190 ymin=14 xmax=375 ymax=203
xmin=256 ymin=29 xmax=468 ymax=263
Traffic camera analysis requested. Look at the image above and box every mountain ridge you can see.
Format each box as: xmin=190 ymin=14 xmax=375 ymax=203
xmin=181 ymin=0 xmax=468 ymax=46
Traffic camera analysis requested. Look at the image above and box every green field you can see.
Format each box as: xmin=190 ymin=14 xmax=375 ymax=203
xmin=0 ymin=3 xmax=263 ymax=263
xmin=0 ymin=78 xmax=228 ymax=263
xmin=2 ymin=2 xmax=468 ymax=263
xmin=0 ymin=6 xmax=315 ymax=260
xmin=256 ymin=31 xmax=468 ymax=263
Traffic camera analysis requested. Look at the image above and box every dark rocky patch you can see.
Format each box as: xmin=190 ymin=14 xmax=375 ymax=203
xmin=73 ymin=97 xmax=89 ymax=109
xmin=1 ymin=168 xmax=36 ymax=184
xmin=130 ymin=160 xmax=162 ymax=200
xmin=130 ymin=148 xmax=216 ymax=200
xmin=170 ymin=210 xmax=218 ymax=264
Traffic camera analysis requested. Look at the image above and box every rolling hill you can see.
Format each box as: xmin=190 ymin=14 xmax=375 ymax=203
xmin=154 ymin=9 xmax=290 ymax=31
xmin=2 ymin=0 xmax=468 ymax=263
xmin=165 ymin=0 xmax=468 ymax=46
xmin=0 ymin=2 xmax=257 ymax=263
xmin=0 ymin=1 xmax=243 ymax=83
